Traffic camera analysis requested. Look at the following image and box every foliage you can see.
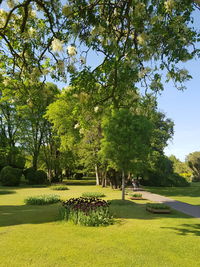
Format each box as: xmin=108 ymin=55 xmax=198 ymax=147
xmin=146 ymin=203 xmax=170 ymax=210
xmin=24 ymin=194 xmax=60 ymax=205
xmin=61 ymin=197 xmax=113 ymax=226
xmin=169 ymin=155 xmax=191 ymax=174
xmin=186 ymin=152 xmax=200 ymax=181
xmin=129 ymin=193 xmax=142 ymax=198
xmin=24 ymin=168 xmax=47 ymax=185
xmin=141 ymin=155 xmax=189 ymax=187
xmin=0 ymin=166 xmax=22 ymax=186
xmin=65 ymin=179 xmax=96 ymax=185
xmin=82 ymin=192 xmax=106 ymax=198
xmin=50 ymin=185 xmax=69 ymax=191
xmin=101 ymin=109 xmax=152 ymax=172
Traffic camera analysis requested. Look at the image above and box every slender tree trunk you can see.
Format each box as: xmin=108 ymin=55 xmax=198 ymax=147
xmin=95 ymin=164 xmax=100 ymax=185
xmin=122 ymin=170 xmax=125 ymax=200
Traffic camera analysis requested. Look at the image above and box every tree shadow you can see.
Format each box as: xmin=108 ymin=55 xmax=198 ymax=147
xmin=0 ymin=199 xmax=192 ymax=228
xmin=0 ymin=185 xmax=48 ymax=191
xmin=0 ymin=204 xmax=61 ymax=227
xmin=109 ymin=199 xmax=189 ymax=220
xmin=0 ymin=190 xmax=16 ymax=195
xmin=161 ymin=224 xmax=200 ymax=236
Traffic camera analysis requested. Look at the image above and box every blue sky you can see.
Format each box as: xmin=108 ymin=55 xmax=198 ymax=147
xmin=158 ymin=57 xmax=200 ymax=161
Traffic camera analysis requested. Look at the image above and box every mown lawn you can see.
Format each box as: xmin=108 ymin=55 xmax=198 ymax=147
xmin=146 ymin=183 xmax=200 ymax=205
xmin=0 ymin=185 xmax=200 ymax=267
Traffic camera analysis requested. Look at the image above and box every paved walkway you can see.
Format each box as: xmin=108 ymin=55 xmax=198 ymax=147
xmin=137 ymin=190 xmax=200 ymax=219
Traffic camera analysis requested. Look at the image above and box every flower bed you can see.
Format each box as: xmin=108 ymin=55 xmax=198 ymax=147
xmin=146 ymin=203 xmax=171 ymax=214
xmin=129 ymin=193 xmax=144 ymax=200
xmin=61 ymin=197 xmax=113 ymax=226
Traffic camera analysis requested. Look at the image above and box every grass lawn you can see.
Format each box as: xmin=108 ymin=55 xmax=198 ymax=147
xmin=146 ymin=183 xmax=200 ymax=205
xmin=0 ymin=185 xmax=200 ymax=267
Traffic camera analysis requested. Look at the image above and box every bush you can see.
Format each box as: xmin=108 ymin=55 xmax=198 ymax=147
xmin=50 ymin=185 xmax=69 ymax=191
xmin=0 ymin=166 xmax=22 ymax=186
xmin=61 ymin=197 xmax=113 ymax=226
xmin=129 ymin=193 xmax=142 ymax=198
xmin=24 ymin=168 xmax=47 ymax=185
xmin=168 ymin=173 xmax=190 ymax=187
xmin=24 ymin=167 xmax=35 ymax=180
xmin=146 ymin=203 xmax=170 ymax=210
xmin=82 ymin=192 xmax=106 ymax=198
xmin=24 ymin=194 xmax=60 ymax=205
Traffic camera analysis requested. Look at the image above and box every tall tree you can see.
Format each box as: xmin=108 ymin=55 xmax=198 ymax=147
xmin=18 ymin=82 xmax=59 ymax=170
xmin=100 ymin=108 xmax=152 ymax=200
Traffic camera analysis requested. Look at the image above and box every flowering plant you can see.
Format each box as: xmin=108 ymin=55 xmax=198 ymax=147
xmin=61 ymin=197 xmax=113 ymax=226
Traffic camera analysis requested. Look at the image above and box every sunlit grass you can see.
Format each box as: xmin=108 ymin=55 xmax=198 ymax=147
xmin=0 ymin=185 xmax=200 ymax=267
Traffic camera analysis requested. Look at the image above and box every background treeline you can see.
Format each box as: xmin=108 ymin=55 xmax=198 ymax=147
xmin=0 ymin=79 xmax=198 ymax=188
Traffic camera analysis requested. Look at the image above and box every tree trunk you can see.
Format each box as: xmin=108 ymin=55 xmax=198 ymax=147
xmin=122 ymin=170 xmax=125 ymax=200
xmin=95 ymin=164 xmax=100 ymax=185
xmin=32 ymin=152 xmax=39 ymax=170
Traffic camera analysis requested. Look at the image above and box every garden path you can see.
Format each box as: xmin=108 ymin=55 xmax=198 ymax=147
xmin=137 ymin=190 xmax=200 ymax=219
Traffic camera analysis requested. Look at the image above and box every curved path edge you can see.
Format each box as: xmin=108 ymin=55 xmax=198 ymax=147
xmin=137 ymin=190 xmax=200 ymax=219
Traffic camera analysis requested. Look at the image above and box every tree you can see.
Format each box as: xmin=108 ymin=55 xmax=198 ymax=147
xmin=169 ymin=155 xmax=191 ymax=174
xmin=186 ymin=152 xmax=200 ymax=181
xmin=100 ymin=109 xmax=152 ymax=200
xmin=0 ymin=0 xmax=198 ymax=92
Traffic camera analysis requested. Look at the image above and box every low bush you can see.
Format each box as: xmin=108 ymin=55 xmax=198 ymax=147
xmin=24 ymin=168 xmax=47 ymax=185
xmin=61 ymin=197 xmax=113 ymax=226
xmin=146 ymin=203 xmax=170 ymax=210
xmin=129 ymin=193 xmax=142 ymax=198
xmin=24 ymin=194 xmax=60 ymax=205
xmin=50 ymin=185 xmax=69 ymax=191
xmin=82 ymin=192 xmax=106 ymax=198
xmin=0 ymin=166 xmax=22 ymax=186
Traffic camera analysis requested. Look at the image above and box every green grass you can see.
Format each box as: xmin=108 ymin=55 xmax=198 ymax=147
xmin=0 ymin=185 xmax=200 ymax=266
xmin=147 ymin=184 xmax=200 ymax=205
xmin=82 ymin=191 xmax=106 ymax=198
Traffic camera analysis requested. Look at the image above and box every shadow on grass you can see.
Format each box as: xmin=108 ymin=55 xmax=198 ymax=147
xmin=0 ymin=185 xmax=48 ymax=191
xmin=0 ymin=190 xmax=16 ymax=195
xmin=109 ymin=199 xmax=189 ymax=220
xmin=0 ymin=204 xmax=61 ymax=227
xmin=161 ymin=224 xmax=200 ymax=236
xmin=0 ymin=199 xmax=190 ymax=228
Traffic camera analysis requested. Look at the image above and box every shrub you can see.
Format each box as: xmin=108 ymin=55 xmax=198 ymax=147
xmin=129 ymin=193 xmax=142 ymax=198
xmin=61 ymin=197 xmax=113 ymax=226
xmin=82 ymin=192 xmax=106 ymax=198
xmin=0 ymin=166 xmax=22 ymax=186
xmin=146 ymin=203 xmax=170 ymax=210
xmin=168 ymin=173 xmax=190 ymax=187
xmin=24 ymin=167 xmax=35 ymax=181
xmin=24 ymin=194 xmax=60 ymax=205
xmin=50 ymin=185 xmax=69 ymax=191
xmin=24 ymin=168 xmax=47 ymax=185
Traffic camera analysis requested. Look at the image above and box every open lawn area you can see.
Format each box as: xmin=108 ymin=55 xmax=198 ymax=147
xmin=0 ymin=185 xmax=200 ymax=267
xmin=146 ymin=183 xmax=200 ymax=205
